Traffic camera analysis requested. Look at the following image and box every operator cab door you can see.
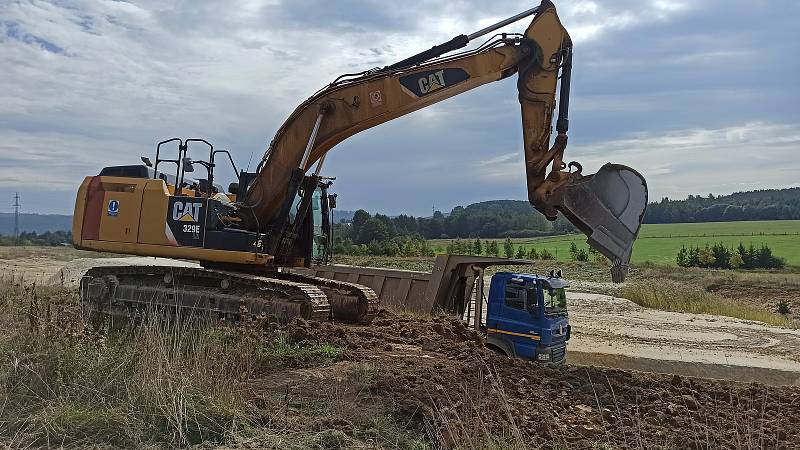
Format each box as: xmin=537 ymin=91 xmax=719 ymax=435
xmin=489 ymin=278 xmax=540 ymax=359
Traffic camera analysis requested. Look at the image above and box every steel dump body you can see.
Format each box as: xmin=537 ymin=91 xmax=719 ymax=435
xmin=305 ymin=264 xmax=435 ymax=313
xmin=304 ymin=255 xmax=533 ymax=315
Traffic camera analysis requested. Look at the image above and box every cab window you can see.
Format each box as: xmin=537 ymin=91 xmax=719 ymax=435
xmin=545 ymin=287 xmax=567 ymax=314
xmin=504 ymin=284 xmax=526 ymax=310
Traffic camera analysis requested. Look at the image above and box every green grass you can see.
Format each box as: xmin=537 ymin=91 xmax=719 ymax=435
xmin=430 ymin=220 xmax=800 ymax=266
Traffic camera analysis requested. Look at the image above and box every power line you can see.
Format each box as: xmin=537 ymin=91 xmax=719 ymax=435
xmin=13 ymin=192 xmax=20 ymax=245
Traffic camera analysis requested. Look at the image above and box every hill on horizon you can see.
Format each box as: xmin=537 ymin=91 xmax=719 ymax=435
xmin=0 ymin=213 xmax=73 ymax=235
xmin=2 ymin=187 xmax=797 ymax=237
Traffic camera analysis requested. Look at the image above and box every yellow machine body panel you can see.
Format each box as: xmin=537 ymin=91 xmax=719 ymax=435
xmin=72 ymin=176 xmax=272 ymax=265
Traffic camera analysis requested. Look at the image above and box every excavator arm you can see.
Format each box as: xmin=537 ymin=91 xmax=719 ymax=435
xmin=243 ymin=0 xmax=647 ymax=281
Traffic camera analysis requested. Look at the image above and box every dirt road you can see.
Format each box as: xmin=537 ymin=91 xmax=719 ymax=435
xmin=566 ymin=292 xmax=800 ymax=385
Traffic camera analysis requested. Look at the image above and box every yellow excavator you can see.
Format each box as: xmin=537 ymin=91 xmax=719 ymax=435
xmin=72 ymin=1 xmax=647 ymax=324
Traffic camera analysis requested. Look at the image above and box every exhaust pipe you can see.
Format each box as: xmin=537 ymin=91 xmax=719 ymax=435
xmin=552 ymin=164 xmax=648 ymax=282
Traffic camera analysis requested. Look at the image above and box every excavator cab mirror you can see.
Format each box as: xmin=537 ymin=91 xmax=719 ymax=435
xmin=141 ymin=156 xmax=153 ymax=168
xmin=182 ymin=157 xmax=195 ymax=173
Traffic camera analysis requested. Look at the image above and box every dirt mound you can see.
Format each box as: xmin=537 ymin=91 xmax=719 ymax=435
xmin=287 ymin=311 xmax=800 ymax=449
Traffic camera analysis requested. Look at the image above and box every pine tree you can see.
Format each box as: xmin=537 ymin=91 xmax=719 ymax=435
xmin=515 ymin=246 xmax=526 ymax=259
xmin=473 ymin=238 xmax=483 ymax=256
xmin=503 ymin=238 xmax=515 ymax=258
xmin=527 ymin=247 xmax=539 ymax=260
xmin=676 ymin=245 xmax=689 ymax=267
xmin=688 ymin=246 xmax=701 ymax=267
xmin=569 ymin=242 xmax=578 ymax=258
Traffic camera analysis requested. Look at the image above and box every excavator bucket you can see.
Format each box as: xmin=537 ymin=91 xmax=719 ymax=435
xmin=553 ymin=164 xmax=648 ymax=283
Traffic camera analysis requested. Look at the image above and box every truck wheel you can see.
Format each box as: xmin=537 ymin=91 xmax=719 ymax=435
xmin=485 ymin=343 xmax=509 ymax=357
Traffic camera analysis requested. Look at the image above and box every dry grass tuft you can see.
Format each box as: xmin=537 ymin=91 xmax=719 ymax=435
xmin=621 ymin=279 xmax=798 ymax=328
xmin=0 ymin=278 xmax=343 ymax=448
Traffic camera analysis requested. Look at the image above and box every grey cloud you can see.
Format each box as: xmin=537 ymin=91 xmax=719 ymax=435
xmin=1 ymin=0 xmax=798 ymax=217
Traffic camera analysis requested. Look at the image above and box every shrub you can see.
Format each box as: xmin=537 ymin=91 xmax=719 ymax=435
xmin=539 ymin=249 xmax=555 ymax=260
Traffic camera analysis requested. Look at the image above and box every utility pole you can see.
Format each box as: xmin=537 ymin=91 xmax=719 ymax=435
xmin=13 ymin=192 xmax=20 ymax=245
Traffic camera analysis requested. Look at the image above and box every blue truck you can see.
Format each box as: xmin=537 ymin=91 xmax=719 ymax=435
xmin=482 ymin=271 xmax=570 ymax=364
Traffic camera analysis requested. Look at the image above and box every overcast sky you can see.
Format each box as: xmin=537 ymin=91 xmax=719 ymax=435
xmin=2 ymin=0 xmax=799 ymax=216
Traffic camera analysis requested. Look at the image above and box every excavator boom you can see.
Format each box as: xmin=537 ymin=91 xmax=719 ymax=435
xmin=242 ymin=0 xmax=647 ymax=280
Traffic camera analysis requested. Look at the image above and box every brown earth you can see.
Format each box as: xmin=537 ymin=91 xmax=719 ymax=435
xmin=4 ymin=249 xmax=800 ymax=448
xmin=274 ymin=311 xmax=800 ymax=450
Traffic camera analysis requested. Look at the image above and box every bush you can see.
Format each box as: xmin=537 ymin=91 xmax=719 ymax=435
xmin=539 ymin=249 xmax=555 ymax=260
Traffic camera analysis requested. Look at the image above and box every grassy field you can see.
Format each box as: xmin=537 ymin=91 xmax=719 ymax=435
xmin=430 ymin=220 xmax=800 ymax=267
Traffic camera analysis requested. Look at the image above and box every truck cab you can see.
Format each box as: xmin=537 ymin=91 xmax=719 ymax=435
xmin=485 ymin=272 xmax=570 ymax=364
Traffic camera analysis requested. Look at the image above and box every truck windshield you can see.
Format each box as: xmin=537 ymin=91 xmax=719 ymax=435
xmin=544 ymin=287 xmax=567 ymax=315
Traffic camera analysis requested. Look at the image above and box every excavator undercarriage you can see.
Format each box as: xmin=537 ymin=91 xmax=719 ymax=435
xmin=81 ymin=265 xmax=378 ymax=323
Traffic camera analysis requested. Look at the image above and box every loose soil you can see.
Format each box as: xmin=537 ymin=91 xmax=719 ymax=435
xmin=3 ymin=249 xmax=800 ymax=448
xmin=278 ymin=312 xmax=800 ymax=449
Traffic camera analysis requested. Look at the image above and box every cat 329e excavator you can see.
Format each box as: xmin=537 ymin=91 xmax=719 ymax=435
xmin=72 ymin=1 xmax=648 ymax=325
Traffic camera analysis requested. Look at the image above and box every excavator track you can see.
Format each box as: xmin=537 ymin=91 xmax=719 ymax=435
xmin=276 ymin=271 xmax=380 ymax=323
xmin=79 ymin=265 xmax=377 ymax=324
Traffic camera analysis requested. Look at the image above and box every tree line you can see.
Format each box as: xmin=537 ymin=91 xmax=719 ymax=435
xmin=645 ymin=188 xmax=800 ymax=224
xmin=334 ymin=200 xmax=577 ymax=246
xmin=440 ymin=237 xmax=559 ymax=260
xmin=0 ymin=231 xmax=72 ymax=246
xmin=676 ymin=242 xmax=785 ymax=270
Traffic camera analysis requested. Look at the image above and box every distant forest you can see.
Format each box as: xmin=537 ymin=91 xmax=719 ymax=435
xmin=644 ymin=188 xmax=800 ymax=223
xmin=334 ymin=200 xmax=578 ymax=246
xmin=334 ymin=188 xmax=800 ymax=245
